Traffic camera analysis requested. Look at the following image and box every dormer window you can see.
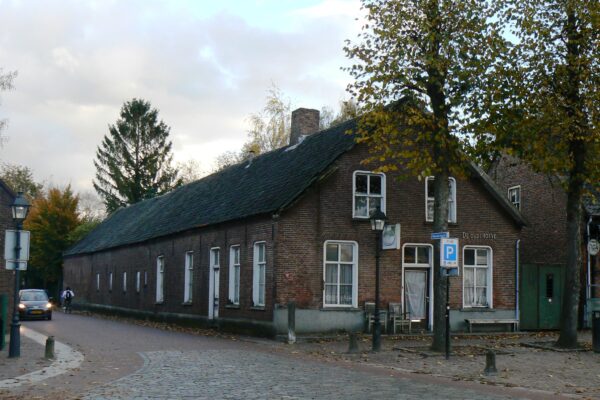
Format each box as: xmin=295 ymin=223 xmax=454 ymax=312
xmin=508 ymin=186 xmax=521 ymax=210
xmin=353 ymin=171 xmax=386 ymax=218
xmin=425 ymin=177 xmax=457 ymax=223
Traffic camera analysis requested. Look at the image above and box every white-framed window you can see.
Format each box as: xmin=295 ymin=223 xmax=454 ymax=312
xmin=323 ymin=241 xmax=358 ymax=308
xmin=508 ymin=185 xmax=521 ymax=210
xmin=353 ymin=171 xmax=386 ymax=218
xmin=136 ymin=271 xmax=141 ymax=293
xmin=425 ymin=177 xmax=457 ymax=223
xmin=96 ymin=273 xmax=100 ymax=291
xmin=252 ymin=242 xmax=266 ymax=307
xmin=156 ymin=256 xmax=165 ymax=303
xmin=228 ymin=245 xmax=241 ymax=305
xmin=122 ymin=272 xmax=127 ymax=293
xmin=184 ymin=251 xmax=194 ymax=303
xmin=403 ymin=244 xmax=431 ymax=266
xmin=463 ymin=246 xmax=493 ymax=308
xmin=108 ymin=272 xmax=113 ymax=292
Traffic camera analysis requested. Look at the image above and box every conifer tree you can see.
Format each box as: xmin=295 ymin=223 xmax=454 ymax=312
xmin=94 ymin=98 xmax=182 ymax=213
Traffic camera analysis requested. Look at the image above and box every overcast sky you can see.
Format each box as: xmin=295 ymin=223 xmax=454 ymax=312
xmin=0 ymin=0 xmax=362 ymax=193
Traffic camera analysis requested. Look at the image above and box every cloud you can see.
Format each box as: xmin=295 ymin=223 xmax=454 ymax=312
xmin=0 ymin=0 xmax=360 ymax=192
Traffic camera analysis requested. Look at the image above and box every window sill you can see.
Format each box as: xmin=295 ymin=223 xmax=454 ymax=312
xmin=225 ymin=304 xmax=240 ymax=309
xmin=460 ymin=307 xmax=493 ymax=312
xmin=424 ymin=221 xmax=458 ymax=225
xmin=321 ymin=307 xmax=360 ymax=311
xmin=251 ymin=306 xmax=266 ymax=311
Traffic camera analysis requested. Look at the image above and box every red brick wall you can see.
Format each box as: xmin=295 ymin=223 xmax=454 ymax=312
xmin=64 ymin=215 xmax=276 ymax=321
xmin=489 ymin=155 xmax=568 ymax=266
xmin=275 ymin=145 xmax=522 ymax=311
xmin=0 ymin=185 xmax=15 ymax=332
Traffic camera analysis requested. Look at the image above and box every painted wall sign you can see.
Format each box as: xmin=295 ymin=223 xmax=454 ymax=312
xmin=462 ymin=232 xmax=497 ymax=240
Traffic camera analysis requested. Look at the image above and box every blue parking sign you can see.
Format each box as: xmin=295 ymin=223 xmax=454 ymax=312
xmin=441 ymin=238 xmax=458 ymax=267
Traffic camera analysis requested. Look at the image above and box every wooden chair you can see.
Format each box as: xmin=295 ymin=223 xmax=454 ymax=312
xmin=365 ymin=302 xmax=387 ymax=333
xmin=389 ymin=302 xmax=411 ymax=334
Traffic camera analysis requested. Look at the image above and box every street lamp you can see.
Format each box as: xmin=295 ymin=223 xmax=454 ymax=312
xmin=370 ymin=206 xmax=387 ymax=352
xmin=8 ymin=192 xmax=31 ymax=358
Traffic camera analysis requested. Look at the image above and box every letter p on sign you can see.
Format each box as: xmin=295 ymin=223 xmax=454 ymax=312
xmin=441 ymin=238 xmax=458 ymax=267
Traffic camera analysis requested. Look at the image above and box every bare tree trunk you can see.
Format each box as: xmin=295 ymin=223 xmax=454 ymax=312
xmin=557 ymin=140 xmax=585 ymax=348
xmin=431 ymin=169 xmax=450 ymax=352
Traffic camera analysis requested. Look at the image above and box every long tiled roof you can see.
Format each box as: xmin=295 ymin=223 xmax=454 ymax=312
xmin=66 ymin=119 xmax=526 ymax=256
xmin=65 ymin=120 xmax=358 ymax=256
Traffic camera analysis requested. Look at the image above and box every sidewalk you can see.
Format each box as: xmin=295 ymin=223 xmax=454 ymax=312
xmin=0 ymin=332 xmax=51 ymax=382
xmin=278 ymin=330 xmax=600 ymax=399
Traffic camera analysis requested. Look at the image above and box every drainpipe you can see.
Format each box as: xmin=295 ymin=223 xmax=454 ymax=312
xmin=515 ymin=239 xmax=521 ymax=323
xmin=586 ymin=216 xmax=592 ymax=327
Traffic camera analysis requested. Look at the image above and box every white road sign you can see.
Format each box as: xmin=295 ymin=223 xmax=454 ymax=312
xmin=441 ymin=238 xmax=459 ymax=268
xmin=4 ymin=230 xmax=30 ymax=263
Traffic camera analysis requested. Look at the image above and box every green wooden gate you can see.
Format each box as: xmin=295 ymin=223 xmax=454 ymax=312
xmin=520 ymin=264 xmax=564 ymax=330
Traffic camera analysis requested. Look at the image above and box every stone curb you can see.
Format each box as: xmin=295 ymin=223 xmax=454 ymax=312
xmin=0 ymin=326 xmax=84 ymax=389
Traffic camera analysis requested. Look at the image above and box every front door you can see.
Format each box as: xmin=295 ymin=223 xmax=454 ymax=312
xmin=404 ymin=269 xmax=429 ymax=328
xmin=538 ymin=265 xmax=562 ymax=329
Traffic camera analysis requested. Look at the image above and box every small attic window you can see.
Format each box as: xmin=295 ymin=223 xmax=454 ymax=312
xmin=508 ymin=186 xmax=521 ymax=210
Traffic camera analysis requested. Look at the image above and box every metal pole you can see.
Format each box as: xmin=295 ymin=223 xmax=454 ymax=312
xmin=9 ymin=224 xmax=22 ymax=358
xmin=445 ymin=272 xmax=450 ymax=360
xmin=372 ymin=232 xmax=382 ymax=352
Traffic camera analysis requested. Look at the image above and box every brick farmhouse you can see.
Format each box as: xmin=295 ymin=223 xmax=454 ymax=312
xmin=64 ymin=110 xmax=526 ymax=336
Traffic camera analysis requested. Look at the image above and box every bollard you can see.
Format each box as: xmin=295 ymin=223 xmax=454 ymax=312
xmin=347 ymin=332 xmax=359 ymax=354
xmin=45 ymin=336 xmax=55 ymax=360
xmin=287 ymin=301 xmax=296 ymax=344
xmin=484 ymin=350 xmax=497 ymax=376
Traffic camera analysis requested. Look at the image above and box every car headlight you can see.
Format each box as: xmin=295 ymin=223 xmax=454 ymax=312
xmin=18 ymin=303 xmax=25 ymax=309
xmin=46 ymin=303 xmax=52 ymax=309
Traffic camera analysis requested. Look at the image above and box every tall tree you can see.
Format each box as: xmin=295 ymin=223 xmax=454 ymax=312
xmin=94 ymin=98 xmax=182 ymax=213
xmin=24 ymin=186 xmax=80 ymax=298
xmin=320 ymin=99 xmax=360 ymax=130
xmin=0 ymin=68 xmax=16 ymax=142
xmin=482 ymin=0 xmax=599 ymax=348
xmin=345 ymin=0 xmax=505 ymax=351
xmin=0 ymin=163 xmax=44 ymax=200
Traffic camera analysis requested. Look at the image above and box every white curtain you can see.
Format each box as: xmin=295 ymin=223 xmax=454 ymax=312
xmin=405 ymin=271 xmax=426 ymax=319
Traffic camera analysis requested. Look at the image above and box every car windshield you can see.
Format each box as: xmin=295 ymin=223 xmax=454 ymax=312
xmin=20 ymin=292 xmax=48 ymax=302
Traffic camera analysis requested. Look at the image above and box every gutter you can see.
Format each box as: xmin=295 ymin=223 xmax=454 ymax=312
xmin=515 ymin=239 xmax=520 ymax=324
xmin=586 ymin=216 xmax=592 ymax=327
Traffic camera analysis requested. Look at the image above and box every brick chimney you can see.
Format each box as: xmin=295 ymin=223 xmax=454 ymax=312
xmin=290 ymin=108 xmax=320 ymax=145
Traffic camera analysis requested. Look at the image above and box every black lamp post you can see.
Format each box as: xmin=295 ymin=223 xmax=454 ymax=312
xmin=8 ymin=192 xmax=31 ymax=358
xmin=370 ymin=206 xmax=387 ymax=352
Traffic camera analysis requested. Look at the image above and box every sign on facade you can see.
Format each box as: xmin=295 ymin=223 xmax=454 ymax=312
xmin=4 ymin=230 xmax=30 ymax=271
xmin=382 ymin=223 xmax=401 ymax=250
xmin=588 ymin=239 xmax=599 ymax=256
xmin=441 ymin=238 xmax=458 ymax=268
xmin=431 ymin=232 xmax=449 ymax=239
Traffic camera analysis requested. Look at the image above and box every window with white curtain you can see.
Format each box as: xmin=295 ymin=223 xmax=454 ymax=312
xmin=463 ymin=247 xmax=492 ymax=308
xmin=156 ymin=256 xmax=165 ymax=303
xmin=252 ymin=242 xmax=266 ymax=307
xmin=353 ymin=171 xmax=386 ymax=218
xmin=228 ymin=245 xmax=241 ymax=305
xmin=184 ymin=252 xmax=194 ymax=303
xmin=425 ymin=177 xmax=457 ymax=223
xmin=136 ymin=271 xmax=141 ymax=293
xmin=324 ymin=241 xmax=358 ymax=307
xmin=122 ymin=272 xmax=127 ymax=293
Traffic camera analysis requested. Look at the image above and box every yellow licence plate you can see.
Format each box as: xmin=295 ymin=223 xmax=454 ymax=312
xmin=31 ymin=310 xmax=42 ymax=314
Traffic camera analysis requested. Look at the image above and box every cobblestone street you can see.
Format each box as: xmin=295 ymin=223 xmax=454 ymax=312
xmin=82 ymin=349 xmax=522 ymax=400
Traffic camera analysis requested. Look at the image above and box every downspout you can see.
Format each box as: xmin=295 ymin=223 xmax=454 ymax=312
xmin=586 ymin=216 xmax=592 ymax=327
xmin=515 ymin=239 xmax=520 ymax=324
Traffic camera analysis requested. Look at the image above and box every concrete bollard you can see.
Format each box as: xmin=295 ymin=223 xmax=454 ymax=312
xmin=484 ymin=350 xmax=497 ymax=376
xmin=348 ymin=332 xmax=359 ymax=354
xmin=287 ymin=301 xmax=296 ymax=344
xmin=45 ymin=336 xmax=55 ymax=360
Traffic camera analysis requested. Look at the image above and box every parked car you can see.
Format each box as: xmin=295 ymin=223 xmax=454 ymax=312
xmin=18 ymin=289 xmax=52 ymax=320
